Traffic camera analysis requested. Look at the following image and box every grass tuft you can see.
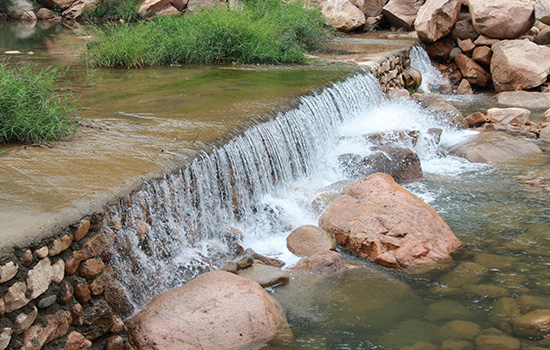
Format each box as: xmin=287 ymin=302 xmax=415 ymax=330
xmin=83 ymin=0 xmax=141 ymax=22
xmin=0 ymin=64 xmax=79 ymax=144
xmin=86 ymin=0 xmax=331 ymax=67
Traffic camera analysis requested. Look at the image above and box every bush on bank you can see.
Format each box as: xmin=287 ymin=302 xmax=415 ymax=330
xmin=85 ymin=0 xmax=331 ymax=68
xmin=0 ymin=64 xmax=78 ymax=144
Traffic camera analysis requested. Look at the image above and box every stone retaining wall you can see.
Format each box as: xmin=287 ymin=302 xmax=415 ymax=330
xmin=0 ymin=47 xmax=412 ymax=350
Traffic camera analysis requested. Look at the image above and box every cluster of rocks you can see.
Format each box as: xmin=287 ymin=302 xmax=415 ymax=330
xmin=0 ymin=217 xmax=135 ymax=350
xmin=412 ymin=0 xmax=550 ymax=94
xmin=6 ymin=0 xmax=101 ymax=22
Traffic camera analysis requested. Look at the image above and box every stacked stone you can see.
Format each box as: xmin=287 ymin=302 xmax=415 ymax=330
xmin=371 ymin=48 xmax=413 ymax=92
xmin=0 ymin=217 xmax=133 ymax=350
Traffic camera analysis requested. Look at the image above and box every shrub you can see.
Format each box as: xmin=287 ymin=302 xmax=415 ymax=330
xmin=86 ymin=0 xmax=332 ymax=67
xmin=0 ymin=64 xmax=78 ymax=144
xmin=83 ymin=0 xmax=141 ymax=22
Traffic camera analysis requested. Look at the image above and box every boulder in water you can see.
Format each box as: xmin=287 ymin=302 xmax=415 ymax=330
xmin=513 ymin=309 xmax=550 ymax=338
xmin=290 ymin=250 xmax=347 ymax=274
xmin=127 ymin=271 xmax=287 ymax=350
xmin=414 ymin=0 xmax=462 ymax=43
xmin=238 ymin=264 xmax=290 ymax=288
xmin=286 ymin=225 xmax=336 ymax=257
xmin=468 ymin=0 xmax=535 ymax=39
xmin=338 ymin=146 xmax=423 ymax=183
xmin=448 ymin=131 xmax=542 ymax=164
xmin=490 ymin=40 xmax=550 ymax=92
xmin=319 ymin=173 xmax=461 ymax=269
xmin=486 ymin=107 xmax=530 ymax=125
xmin=496 ymin=91 xmax=550 ymax=109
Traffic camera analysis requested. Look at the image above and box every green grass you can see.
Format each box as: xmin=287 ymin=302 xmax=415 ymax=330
xmin=83 ymin=0 xmax=141 ymax=22
xmin=0 ymin=64 xmax=79 ymax=144
xmin=86 ymin=0 xmax=331 ymax=68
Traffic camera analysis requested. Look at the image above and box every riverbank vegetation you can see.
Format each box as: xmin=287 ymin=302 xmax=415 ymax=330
xmin=85 ymin=0 xmax=331 ymax=67
xmin=83 ymin=0 xmax=141 ymax=22
xmin=0 ymin=64 xmax=78 ymax=144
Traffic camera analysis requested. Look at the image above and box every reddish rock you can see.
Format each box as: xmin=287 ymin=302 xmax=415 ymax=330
xmin=425 ymin=36 xmax=455 ymax=62
xmin=20 ymin=249 xmax=33 ymax=267
xmin=354 ymin=0 xmax=387 ymax=17
xmin=455 ymin=54 xmax=491 ymax=87
xmin=490 ymin=40 xmax=550 ymax=92
xmin=34 ymin=247 xmax=48 ymax=259
xmin=414 ymin=0 xmax=462 ymax=43
xmin=449 ymin=131 xmax=542 ymax=164
xmin=104 ymin=280 xmax=134 ymax=318
xmin=74 ymin=219 xmax=91 ymax=243
xmin=36 ymin=7 xmax=59 ymax=20
xmin=81 ymin=300 xmax=114 ymax=341
xmin=319 ymin=174 xmax=461 ymax=269
xmin=74 ymin=282 xmax=91 ymax=304
xmin=66 ymin=232 xmax=114 ymax=275
xmin=0 ymin=298 xmax=4 ymax=317
xmin=458 ymin=38 xmax=476 ymax=53
xmin=287 ymin=225 xmax=336 ymax=257
xmin=466 ymin=112 xmax=488 ymax=127
xmin=513 ymin=309 xmax=550 ymax=338
xmin=474 ymin=35 xmax=500 ymax=46
xmin=487 ymin=107 xmax=530 ymax=125
xmin=127 ymin=271 xmax=286 ymax=350
xmin=238 ymin=264 xmax=290 ymax=288
xmin=23 ymin=310 xmax=72 ymax=350
xmin=48 ymin=234 xmax=73 ymax=257
xmin=472 ymin=45 xmax=492 ymax=65
xmin=63 ymin=331 xmax=91 ymax=350
xmin=245 ymin=249 xmax=286 ymax=268
xmin=63 ymin=0 xmax=101 ymax=21
xmin=468 ymin=0 xmax=535 ymax=39
xmin=219 ymin=262 xmax=238 ymax=273
xmin=57 ymin=280 xmax=74 ymax=305
xmin=452 ymin=13 xmax=479 ymax=41
xmin=320 ymin=0 xmax=366 ymax=32
xmin=78 ymin=258 xmax=105 ymax=279
xmin=138 ymin=0 xmax=171 ymax=17
xmin=382 ymin=0 xmax=424 ymax=30
xmin=483 ymin=123 xmax=538 ymax=139
xmin=457 ymin=79 xmax=473 ymax=94
xmin=110 ymin=316 xmax=125 ymax=334
xmin=71 ymin=303 xmax=84 ymax=327
xmin=90 ymin=266 xmax=114 ymax=295
xmin=106 ymin=336 xmax=125 ymax=350
xmin=290 ymin=250 xmax=347 ymax=274
xmin=403 ymin=67 xmax=423 ymax=89
xmin=535 ymin=26 xmax=550 ymax=45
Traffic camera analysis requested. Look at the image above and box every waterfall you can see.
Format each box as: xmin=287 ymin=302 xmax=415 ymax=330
xmin=107 ymin=73 xmax=386 ymax=309
xmin=107 ymin=49 xmax=480 ymax=311
xmin=410 ymin=45 xmax=449 ymax=93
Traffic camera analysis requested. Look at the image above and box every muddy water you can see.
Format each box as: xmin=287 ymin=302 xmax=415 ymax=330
xmin=0 ymin=22 xmax=355 ymax=248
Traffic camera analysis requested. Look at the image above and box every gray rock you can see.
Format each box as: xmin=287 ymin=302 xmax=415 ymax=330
xmin=14 ymin=306 xmax=38 ymax=334
xmin=238 ymin=264 xmax=290 ymax=288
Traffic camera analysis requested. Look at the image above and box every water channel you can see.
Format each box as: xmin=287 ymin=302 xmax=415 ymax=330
xmin=2 ymin=22 xmax=550 ymax=350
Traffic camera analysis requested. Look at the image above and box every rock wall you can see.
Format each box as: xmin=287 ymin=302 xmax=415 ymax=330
xmin=0 ymin=48 xmax=412 ymax=350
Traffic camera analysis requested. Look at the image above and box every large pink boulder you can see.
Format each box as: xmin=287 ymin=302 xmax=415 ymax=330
xmin=382 ymin=0 xmax=425 ymax=30
xmin=467 ymin=0 xmax=535 ymax=39
xmin=319 ymin=173 xmax=461 ymax=269
xmin=320 ymin=0 xmax=366 ymax=32
xmin=127 ymin=271 xmax=286 ymax=350
xmin=490 ymin=40 xmax=550 ymax=92
xmin=449 ymin=131 xmax=542 ymax=164
xmin=414 ymin=0 xmax=462 ymax=43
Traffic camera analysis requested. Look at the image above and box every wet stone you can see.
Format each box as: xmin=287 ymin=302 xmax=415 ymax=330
xmin=0 ymin=261 xmax=18 ymax=284
xmin=0 ymin=328 xmax=12 ymax=350
xmin=489 ymin=297 xmax=521 ymax=326
xmin=473 ymin=253 xmax=518 ymax=270
xmin=110 ymin=316 xmax=125 ymax=334
xmin=48 ymin=234 xmax=74 ymax=257
xmin=513 ymin=309 xmax=550 ymax=338
xmin=464 ymin=284 xmax=509 ymax=298
xmin=71 ymin=303 xmax=84 ymax=327
xmin=517 ymin=295 xmax=549 ymax=314
xmin=74 ymin=282 xmax=91 ymax=304
xmin=475 ymin=334 xmax=520 ymax=350
xmin=89 ymin=266 xmax=113 ymax=296
xmin=401 ymin=341 xmax=439 ymax=350
xmin=104 ymin=280 xmax=134 ymax=318
xmin=440 ymin=262 xmax=488 ymax=288
xmin=441 ymin=339 xmax=474 ymax=350
xmin=57 ymin=280 xmax=74 ymax=305
xmin=219 ymin=262 xmax=238 ymax=274
xmin=78 ymin=258 xmax=105 ymax=280
xmin=63 ymin=331 xmax=91 ymax=350
xmin=106 ymin=335 xmax=125 ymax=350
xmin=238 ymin=264 xmax=290 ymax=288
xmin=440 ymin=320 xmax=481 ymax=340
xmin=14 ymin=306 xmax=38 ymax=334
xmin=81 ymin=299 xmax=114 ymax=341
xmin=426 ymin=300 xmax=475 ymax=322
xmin=23 ymin=310 xmax=72 ymax=350
xmin=235 ymin=257 xmax=253 ymax=270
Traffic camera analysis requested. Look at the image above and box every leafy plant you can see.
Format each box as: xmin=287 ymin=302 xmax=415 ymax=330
xmin=0 ymin=64 xmax=79 ymax=144
xmin=85 ymin=0 xmax=332 ymax=67
xmin=83 ymin=0 xmax=140 ymax=22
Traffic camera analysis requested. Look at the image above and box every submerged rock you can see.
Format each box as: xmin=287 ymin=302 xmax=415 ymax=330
xmin=127 ymin=271 xmax=286 ymax=350
xmin=319 ymin=173 xmax=461 ymax=269
xmin=448 ymin=131 xmax=542 ymax=164
xmin=290 ymin=250 xmax=347 ymax=274
xmin=238 ymin=264 xmax=290 ymax=288
xmin=497 ymin=91 xmax=550 ymax=109
xmin=513 ymin=309 xmax=550 ymax=338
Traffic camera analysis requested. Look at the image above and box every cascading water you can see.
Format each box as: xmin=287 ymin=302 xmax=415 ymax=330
xmin=410 ymin=45 xmax=449 ymax=93
xmin=107 ymin=49 xmax=481 ymax=313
